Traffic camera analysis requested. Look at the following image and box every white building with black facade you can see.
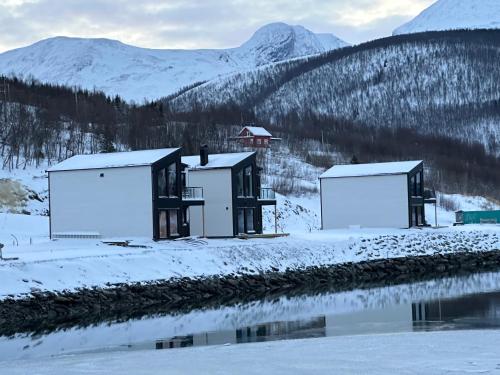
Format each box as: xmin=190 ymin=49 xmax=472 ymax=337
xmin=182 ymin=146 xmax=276 ymax=238
xmin=320 ymin=160 xmax=425 ymax=229
xmin=47 ymin=148 xmax=204 ymax=240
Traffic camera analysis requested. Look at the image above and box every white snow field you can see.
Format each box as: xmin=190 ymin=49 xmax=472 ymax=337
xmin=393 ymin=0 xmax=500 ymax=35
xmin=0 ymin=23 xmax=348 ymax=102
xmin=2 ymin=329 xmax=500 ymax=374
xmin=0 ymin=210 xmax=498 ymax=299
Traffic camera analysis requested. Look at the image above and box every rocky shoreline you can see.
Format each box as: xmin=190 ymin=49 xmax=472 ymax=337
xmin=1 ymin=249 xmax=499 ymax=336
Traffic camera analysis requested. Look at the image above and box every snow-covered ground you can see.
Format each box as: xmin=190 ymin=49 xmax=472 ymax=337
xmin=0 ymin=210 xmax=498 ymax=299
xmin=0 ymin=148 xmax=499 ymax=299
xmin=2 ymin=329 xmax=500 ymax=374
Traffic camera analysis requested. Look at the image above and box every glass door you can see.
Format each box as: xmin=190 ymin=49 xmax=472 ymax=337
xmin=237 ymin=207 xmax=255 ymax=234
xmin=169 ymin=209 xmax=179 ymax=237
xmin=158 ymin=209 xmax=180 ymax=239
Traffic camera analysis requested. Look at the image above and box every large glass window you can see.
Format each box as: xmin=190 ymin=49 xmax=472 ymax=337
xmin=244 ymin=166 xmax=253 ymax=197
xmin=167 ymin=162 xmax=177 ymax=197
xmin=158 ymin=168 xmax=167 ymax=197
xmin=237 ymin=170 xmax=244 ymax=197
xmin=237 ymin=207 xmax=256 ymax=234
xmin=416 ymin=172 xmax=422 ymax=197
xmin=158 ymin=209 xmax=179 ymax=238
xmin=157 ymin=163 xmax=178 ymax=198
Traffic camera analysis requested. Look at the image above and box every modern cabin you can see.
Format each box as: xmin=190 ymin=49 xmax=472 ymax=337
xmin=182 ymin=146 xmax=276 ymax=237
xmin=320 ymin=160 xmax=425 ymax=229
xmin=47 ymin=148 xmax=204 ymax=240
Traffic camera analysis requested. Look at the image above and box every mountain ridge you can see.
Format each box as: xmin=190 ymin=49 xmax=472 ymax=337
xmin=0 ymin=22 xmax=348 ymax=103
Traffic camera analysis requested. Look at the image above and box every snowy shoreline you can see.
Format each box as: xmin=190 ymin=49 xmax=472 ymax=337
xmin=0 ymin=213 xmax=499 ymax=299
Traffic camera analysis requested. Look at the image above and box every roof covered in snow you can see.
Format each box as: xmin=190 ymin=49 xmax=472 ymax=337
xmin=47 ymin=148 xmax=180 ymax=172
xmin=320 ymin=160 xmax=423 ymax=179
xmin=241 ymin=126 xmax=272 ymax=137
xmin=182 ymin=152 xmax=255 ymax=170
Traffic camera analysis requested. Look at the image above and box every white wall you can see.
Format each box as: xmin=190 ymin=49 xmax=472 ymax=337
xmin=187 ymin=169 xmax=233 ymax=237
xmin=188 ymin=205 xmax=204 ymax=237
xmin=50 ymin=166 xmax=153 ymax=238
xmin=321 ymin=174 xmax=409 ymax=229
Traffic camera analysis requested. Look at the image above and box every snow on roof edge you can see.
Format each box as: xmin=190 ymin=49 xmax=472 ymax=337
xmin=241 ymin=126 xmax=272 ymax=137
xmin=320 ymin=160 xmax=423 ymax=179
xmin=182 ymin=152 xmax=255 ymax=170
xmin=47 ymin=148 xmax=180 ymax=172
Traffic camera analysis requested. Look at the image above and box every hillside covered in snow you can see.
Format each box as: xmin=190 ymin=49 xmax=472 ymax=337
xmin=165 ymin=30 xmax=500 ymax=201
xmin=168 ymin=29 xmax=500 ymax=154
xmin=0 ymin=23 xmax=348 ymax=103
xmin=393 ymin=0 xmax=500 ymax=35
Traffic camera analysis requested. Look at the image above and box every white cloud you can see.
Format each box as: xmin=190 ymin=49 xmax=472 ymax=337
xmin=0 ymin=0 xmax=435 ymax=52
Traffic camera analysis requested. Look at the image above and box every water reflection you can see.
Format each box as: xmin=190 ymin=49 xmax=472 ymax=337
xmin=154 ymin=291 xmax=500 ymax=351
xmin=1 ymin=271 xmax=500 ymax=361
xmin=413 ymin=291 xmax=500 ymax=330
xmin=156 ymin=317 xmax=327 ymax=350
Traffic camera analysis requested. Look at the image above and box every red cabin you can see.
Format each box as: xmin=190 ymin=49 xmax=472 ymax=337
xmin=236 ymin=126 xmax=273 ymax=148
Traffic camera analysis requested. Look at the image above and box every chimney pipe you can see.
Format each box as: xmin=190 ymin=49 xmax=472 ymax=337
xmin=200 ymin=144 xmax=208 ymax=166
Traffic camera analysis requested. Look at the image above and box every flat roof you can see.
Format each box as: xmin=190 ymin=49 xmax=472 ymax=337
xmin=47 ymin=148 xmax=180 ymax=172
xmin=182 ymin=152 xmax=254 ymax=170
xmin=242 ymin=126 xmax=272 ymax=137
xmin=320 ymin=160 xmax=423 ymax=179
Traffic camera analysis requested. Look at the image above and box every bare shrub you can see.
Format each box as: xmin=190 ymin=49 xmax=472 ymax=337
xmin=305 ymin=152 xmax=333 ymax=169
xmin=438 ymin=193 xmax=460 ymax=212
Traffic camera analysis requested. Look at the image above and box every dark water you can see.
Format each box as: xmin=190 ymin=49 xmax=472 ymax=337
xmin=1 ymin=271 xmax=500 ymax=361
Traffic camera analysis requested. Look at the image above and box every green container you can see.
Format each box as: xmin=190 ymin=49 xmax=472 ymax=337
xmin=455 ymin=210 xmax=500 ymax=224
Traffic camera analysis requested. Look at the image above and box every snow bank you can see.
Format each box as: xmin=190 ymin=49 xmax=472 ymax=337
xmin=0 ymin=212 xmax=498 ymax=299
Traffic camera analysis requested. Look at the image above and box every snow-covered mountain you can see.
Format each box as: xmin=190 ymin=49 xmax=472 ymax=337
xmin=168 ymin=30 xmax=500 ymax=155
xmin=393 ymin=0 xmax=500 ymax=35
xmin=0 ymin=23 xmax=348 ymax=103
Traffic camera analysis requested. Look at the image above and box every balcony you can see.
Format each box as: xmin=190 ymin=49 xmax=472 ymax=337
xmin=258 ymin=187 xmax=276 ymax=205
xmin=182 ymin=187 xmax=204 ymax=204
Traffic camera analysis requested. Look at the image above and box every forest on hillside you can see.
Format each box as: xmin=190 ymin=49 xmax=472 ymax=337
xmin=0 ymin=29 xmax=499 ymax=202
xmin=168 ymin=30 xmax=500 ymax=154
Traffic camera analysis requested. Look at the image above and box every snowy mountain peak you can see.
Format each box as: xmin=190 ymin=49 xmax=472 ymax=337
xmin=240 ymin=23 xmax=348 ymax=65
xmin=0 ymin=23 xmax=348 ymax=102
xmin=393 ymin=0 xmax=500 ymax=35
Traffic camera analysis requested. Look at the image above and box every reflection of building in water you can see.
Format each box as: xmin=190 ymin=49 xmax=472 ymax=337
xmin=412 ymin=291 xmax=500 ymax=328
xmin=156 ymin=336 xmax=193 ymax=349
xmin=155 ymin=317 xmax=326 ymax=350
xmin=236 ymin=317 xmax=326 ymax=343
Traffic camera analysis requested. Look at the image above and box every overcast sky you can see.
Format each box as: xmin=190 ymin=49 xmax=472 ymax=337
xmin=0 ymin=0 xmax=435 ymax=53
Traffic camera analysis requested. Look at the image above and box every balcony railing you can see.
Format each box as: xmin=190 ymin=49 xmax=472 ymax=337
xmin=259 ymin=187 xmax=276 ymax=200
xmin=182 ymin=186 xmax=204 ymax=200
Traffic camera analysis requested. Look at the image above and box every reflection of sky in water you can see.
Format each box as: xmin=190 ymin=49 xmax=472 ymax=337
xmin=1 ymin=271 xmax=500 ymax=361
